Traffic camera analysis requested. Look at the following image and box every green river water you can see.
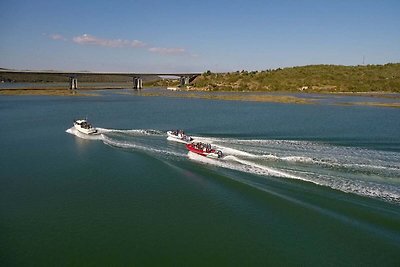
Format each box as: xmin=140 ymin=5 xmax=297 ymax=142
xmin=1 ymin=89 xmax=399 ymax=266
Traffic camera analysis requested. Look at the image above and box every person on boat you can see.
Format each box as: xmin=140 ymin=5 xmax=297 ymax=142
xmin=196 ymin=142 xmax=202 ymax=150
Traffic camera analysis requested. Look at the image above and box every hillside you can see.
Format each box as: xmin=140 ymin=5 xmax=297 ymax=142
xmin=192 ymin=64 xmax=400 ymax=92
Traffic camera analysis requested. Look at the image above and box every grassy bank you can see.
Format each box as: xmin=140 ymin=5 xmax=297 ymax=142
xmin=2 ymin=87 xmax=399 ymax=108
xmin=189 ymin=64 xmax=400 ymax=92
xmin=135 ymin=91 xmax=314 ymax=104
xmin=0 ymin=88 xmax=96 ymax=96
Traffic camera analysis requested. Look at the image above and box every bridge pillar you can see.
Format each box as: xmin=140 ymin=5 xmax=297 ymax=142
xmin=69 ymin=77 xmax=78 ymax=89
xmin=133 ymin=77 xmax=143 ymax=89
xmin=139 ymin=78 xmax=143 ymax=89
xmin=179 ymin=76 xmax=190 ymax=86
xmin=133 ymin=78 xmax=137 ymax=89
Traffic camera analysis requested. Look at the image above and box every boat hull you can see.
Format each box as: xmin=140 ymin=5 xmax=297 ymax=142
xmin=186 ymin=143 xmax=222 ymax=159
xmin=74 ymin=126 xmax=98 ymax=135
xmin=73 ymin=120 xmax=99 ymax=135
xmin=167 ymin=131 xmax=193 ymax=144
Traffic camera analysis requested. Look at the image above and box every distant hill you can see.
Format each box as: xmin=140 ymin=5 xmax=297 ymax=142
xmin=192 ymin=64 xmax=400 ymax=92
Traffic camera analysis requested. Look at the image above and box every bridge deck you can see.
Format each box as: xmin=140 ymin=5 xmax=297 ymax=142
xmin=0 ymin=69 xmax=201 ymax=77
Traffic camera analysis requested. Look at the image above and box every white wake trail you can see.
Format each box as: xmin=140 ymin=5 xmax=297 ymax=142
xmin=96 ymin=127 xmax=165 ymax=136
xmin=66 ymin=127 xmax=400 ymax=203
xmin=188 ymin=152 xmax=301 ymax=180
xmin=102 ymin=135 xmax=185 ymax=158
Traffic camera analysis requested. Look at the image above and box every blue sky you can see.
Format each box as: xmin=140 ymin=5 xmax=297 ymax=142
xmin=1 ymin=0 xmax=399 ymax=72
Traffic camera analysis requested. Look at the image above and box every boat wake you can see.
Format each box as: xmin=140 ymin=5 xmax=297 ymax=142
xmin=66 ymin=127 xmax=184 ymax=159
xmin=96 ymin=127 xmax=165 ymax=136
xmin=66 ymin=128 xmax=400 ymax=204
xmin=102 ymin=135 xmax=185 ymax=158
xmin=189 ymin=136 xmax=400 ymax=204
xmin=188 ymin=152 xmax=300 ymax=180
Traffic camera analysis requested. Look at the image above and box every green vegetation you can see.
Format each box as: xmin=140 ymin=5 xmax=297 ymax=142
xmin=192 ymin=64 xmax=400 ymax=92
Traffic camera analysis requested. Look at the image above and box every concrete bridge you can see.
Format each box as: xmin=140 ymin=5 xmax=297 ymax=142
xmin=0 ymin=69 xmax=201 ymax=89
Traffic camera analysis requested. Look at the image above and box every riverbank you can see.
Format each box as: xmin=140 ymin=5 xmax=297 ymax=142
xmin=194 ymin=64 xmax=400 ymax=92
xmin=339 ymin=101 xmax=400 ymax=108
xmin=0 ymin=85 xmax=133 ymax=96
xmin=137 ymin=90 xmax=314 ymax=104
xmin=2 ymin=87 xmax=400 ymax=108
xmin=139 ymin=90 xmax=400 ymax=108
xmin=0 ymin=88 xmax=96 ymax=96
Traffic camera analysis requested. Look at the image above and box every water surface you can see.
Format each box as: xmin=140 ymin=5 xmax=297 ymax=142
xmin=1 ymin=90 xmax=399 ymax=266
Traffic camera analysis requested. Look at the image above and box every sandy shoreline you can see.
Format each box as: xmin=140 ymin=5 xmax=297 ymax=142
xmin=137 ymin=91 xmax=314 ymax=104
xmin=1 ymin=87 xmax=399 ymax=108
xmin=0 ymin=89 xmax=97 ymax=96
xmin=0 ymin=88 xmax=117 ymax=96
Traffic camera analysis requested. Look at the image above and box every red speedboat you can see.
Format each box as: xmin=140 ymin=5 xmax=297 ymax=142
xmin=186 ymin=142 xmax=223 ymax=159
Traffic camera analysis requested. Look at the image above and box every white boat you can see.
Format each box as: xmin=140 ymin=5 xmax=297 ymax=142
xmin=167 ymin=130 xmax=193 ymax=144
xmin=73 ymin=119 xmax=99 ymax=135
